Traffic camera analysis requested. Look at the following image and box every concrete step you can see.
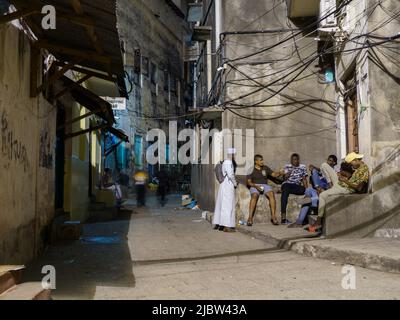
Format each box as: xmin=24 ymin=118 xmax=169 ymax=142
xmin=0 ymin=282 xmax=51 ymax=300
xmin=57 ymin=221 xmax=82 ymax=240
xmin=206 ymin=212 xmax=400 ymax=274
xmin=0 ymin=266 xmax=24 ymax=295
xmin=88 ymin=208 xmax=117 ymax=222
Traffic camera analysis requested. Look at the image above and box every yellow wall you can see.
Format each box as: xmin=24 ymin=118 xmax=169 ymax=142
xmin=64 ymin=103 xmax=103 ymax=222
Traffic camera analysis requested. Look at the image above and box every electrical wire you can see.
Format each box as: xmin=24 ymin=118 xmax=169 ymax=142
xmin=227 ymin=0 xmax=355 ymax=63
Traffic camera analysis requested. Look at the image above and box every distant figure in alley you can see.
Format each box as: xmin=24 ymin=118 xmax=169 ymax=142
xmin=155 ymin=167 xmax=169 ymax=207
xmin=213 ymin=148 xmax=238 ymax=232
xmin=134 ymin=169 xmax=148 ymax=207
xmin=101 ymin=168 xmax=123 ymax=205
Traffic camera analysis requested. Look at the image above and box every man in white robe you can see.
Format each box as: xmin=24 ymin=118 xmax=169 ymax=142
xmin=213 ymin=149 xmax=238 ymax=232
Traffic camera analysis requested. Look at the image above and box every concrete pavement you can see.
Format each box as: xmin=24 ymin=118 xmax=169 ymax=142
xmin=22 ymin=195 xmax=400 ymax=299
xmin=205 ymin=212 xmax=400 ymax=274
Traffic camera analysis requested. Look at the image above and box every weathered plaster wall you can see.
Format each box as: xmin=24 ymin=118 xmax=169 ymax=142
xmin=192 ymin=0 xmax=337 ymax=210
xmin=334 ymin=0 xmax=400 ymax=235
xmin=0 ymin=24 xmax=56 ymax=263
xmin=222 ymin=0 xmax=336 ymax=174
xmin=117 ymin=0 xmax=188 ymax=149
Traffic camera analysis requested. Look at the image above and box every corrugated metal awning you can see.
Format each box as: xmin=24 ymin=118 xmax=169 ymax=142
xmin=60 ymin=75 xmax=115 ymax=125
xmin=10 ymin=0 xmax=127 ymax=96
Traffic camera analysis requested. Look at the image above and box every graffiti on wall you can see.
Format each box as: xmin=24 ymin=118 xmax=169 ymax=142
xmin=1 ymin=110 xmax=30 ymax=172
xmin=39 ymin=129 xmax=53 ymax=169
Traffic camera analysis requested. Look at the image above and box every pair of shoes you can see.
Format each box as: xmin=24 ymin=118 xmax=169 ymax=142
xmin=218 ymin=226 xmax=224 ymax=231
xmin=271 ymin=219 xmax=279 ymax=226
xmin=287 ymin=223 xmax=303 ymax=228
xmin=307 ymin=225 xmax=322 ymax=233
xmin=281 ymin=218 xmax=292 ymax=225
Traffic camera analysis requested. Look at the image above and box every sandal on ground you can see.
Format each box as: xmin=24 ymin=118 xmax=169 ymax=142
xmin=307 ymin=225 xmax=322 ymax=233
xmin=246 ymin=221 xmax=253 ymax=227
xmin=271 ymin=219 xmax=279 ymax=226
xmin=223 ymin=227 xmax=236 ymax=233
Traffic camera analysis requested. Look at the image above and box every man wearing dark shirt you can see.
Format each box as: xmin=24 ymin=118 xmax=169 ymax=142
xmin=246 ymin=154 xmax=283 ymax=226
xmin=280 ymin=153 xmax=309 ymax=224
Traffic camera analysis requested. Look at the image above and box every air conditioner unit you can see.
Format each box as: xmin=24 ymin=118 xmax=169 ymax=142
xmin=319 ymin=0 xmax=337 ymax=32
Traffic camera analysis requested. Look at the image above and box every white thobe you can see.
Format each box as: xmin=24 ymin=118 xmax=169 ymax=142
xmin=213 ymin=159 xmax=238 ymax=228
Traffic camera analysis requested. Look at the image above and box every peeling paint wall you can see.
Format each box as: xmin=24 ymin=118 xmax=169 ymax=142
xmin=0 ymin=24 xmax=56 ymax=263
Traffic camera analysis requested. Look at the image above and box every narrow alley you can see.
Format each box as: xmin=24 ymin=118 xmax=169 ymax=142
xmin=1 ymin=0 xmax=400 ymax=305
xmin=21 ymin=195 xmax=400 ymax=300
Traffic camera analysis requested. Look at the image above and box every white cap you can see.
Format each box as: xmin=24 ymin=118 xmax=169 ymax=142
xmin=227 ymin=148 xmax=236 ymax=155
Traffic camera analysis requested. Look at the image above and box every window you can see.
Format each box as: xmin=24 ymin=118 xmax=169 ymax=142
xmin=177 ymin=80 xmax=181 ymax=107
xmin=163 ymin=71 xmax=169 ymax=91
xmin=150 ymin=63 xmax=157 ymax=84
xmin=134 ymin=49 xmax=141 ymax=73
xmin=141 ymin=57 xmax=149 ymax=77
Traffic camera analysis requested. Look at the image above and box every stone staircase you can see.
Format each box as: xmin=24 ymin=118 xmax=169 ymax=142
xmin=0 ymin=266 xmax=51 ymax=300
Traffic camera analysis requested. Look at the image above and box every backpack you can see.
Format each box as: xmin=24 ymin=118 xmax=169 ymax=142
xmin=214 ymin=161 xmax=226 ymax=183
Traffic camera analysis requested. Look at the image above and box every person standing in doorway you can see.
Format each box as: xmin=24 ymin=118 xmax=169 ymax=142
xmin=213 ymin=148 xmax=238 ymax=233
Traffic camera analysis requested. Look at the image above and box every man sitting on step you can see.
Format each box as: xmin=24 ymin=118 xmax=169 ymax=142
xmin=246 ymin=154 xmax=284 ymax=226
xmin=288 ymin=162 xmax=354 ymax=228
xmin=308 ymin=152 xmax=370 ymax=232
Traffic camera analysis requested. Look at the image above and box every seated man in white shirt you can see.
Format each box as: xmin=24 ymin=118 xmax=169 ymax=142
xmin=309 ymin=155 xmax=339 ymax=194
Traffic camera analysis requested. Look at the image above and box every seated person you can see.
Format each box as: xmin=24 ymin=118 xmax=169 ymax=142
xmin=101 ymin=168 xmax=123 ymax=203
xmin=294 ymin=154 xmax=339 ymax=207
xmin=309 ymin=155 xmax=339 ymax=193
xmin=246 ymin=154 xmax=283 ymax=226
xmin=289 ymin=162 xmax=354 ymax=228
xmin=280 ymin=153 xmax=309 ymax=224
xmin=309 ymin=152 xmax=370 ymax=232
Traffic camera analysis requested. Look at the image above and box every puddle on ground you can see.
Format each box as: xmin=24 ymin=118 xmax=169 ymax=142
xmin=80 ymin=236 xmax=122 ymax=244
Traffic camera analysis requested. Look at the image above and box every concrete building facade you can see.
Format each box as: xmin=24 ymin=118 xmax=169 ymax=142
xmin=116 ymin=0 xmax=193 ymax=184
xmin=191 ymin=0 xmax=400 ymax=236
xmin=191 ymin=0 xmax=337 ymax=211
xmin=325 ymin=0 xmax=400 ymax=236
